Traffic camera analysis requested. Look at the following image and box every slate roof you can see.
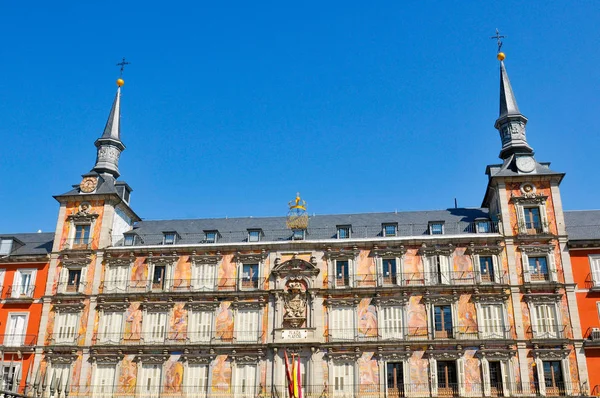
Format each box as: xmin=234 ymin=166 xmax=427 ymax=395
xmin=565 ymin=210 xmax=600 ymax=241
xmin=0 ymin=232 xmax=53 ymax=257
xmin=123 ymin=208 xmax=493 ymax=245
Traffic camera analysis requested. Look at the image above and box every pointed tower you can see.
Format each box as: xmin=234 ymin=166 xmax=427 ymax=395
xmin=92 ymin=80 xmax=125 ymax=178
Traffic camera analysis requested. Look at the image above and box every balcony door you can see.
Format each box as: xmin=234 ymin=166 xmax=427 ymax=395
xmin=386 ymin=362 xmax=404 ymax=397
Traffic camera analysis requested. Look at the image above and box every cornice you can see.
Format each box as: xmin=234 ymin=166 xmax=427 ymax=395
xmin=419 ymin=243 xmax=454 ymax=256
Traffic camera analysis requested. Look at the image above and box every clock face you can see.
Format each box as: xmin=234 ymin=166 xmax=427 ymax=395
xmin=80 ymin=176 xmax=98 ymax=193
xmin=516 ymin=156 xmax=536 ymax=173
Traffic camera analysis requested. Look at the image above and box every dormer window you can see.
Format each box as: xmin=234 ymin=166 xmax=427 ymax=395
xmin=292 ymin=229 xmax=305 ymax=240
xmin=248 ymin=229 xmax=262 ymax=242
xmin=337 ymin=225 xmax=351 ymax=239
xmin=476 ymin=219 xmax=491 ymax=233
xmin=163 ymin=232 xmax=177 ymax=245
xmin=383 ymin=223 xmax=398 ymax=237
xmin=0 ymin=239 xmax=13 ymax=255
xmin=204 ymin=230 xmax=218 ymax=244
xmin=429 ymin=222 xmax=444 ymax=235
xmin=123 ymin=234 xmax=135 ymax=246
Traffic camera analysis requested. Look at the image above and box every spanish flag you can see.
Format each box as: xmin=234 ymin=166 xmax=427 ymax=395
xmin=284 ymin=350 xmax=294 ymax=398
xmin=292 ymin=355 xmax=302 ymax=398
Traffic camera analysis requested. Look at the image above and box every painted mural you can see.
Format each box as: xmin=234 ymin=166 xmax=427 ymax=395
xmin=358 ymin=352 xmax=379 ymax=392
xmin=60 ymin=200 xmax=105 ymax=251
xmin=406 ymin=295 xmax=428 ymax=337
xmin=173 ymin=255 xmax=191 ymax=290
xmin=357 ymin=298 xmax=377 ymax=337
xmin=77 ymin=300 xmax=90 ymax=345
xmin=130 ymin=256 xmax=148 ymax=291
xmin=169 ymin=303 xmax=187 ymax=341
xmin=164 ymin=360 xmax=184 ymax=393
xmin=211 ymin=355 xmax=231 ymax=392
xmin=453 ymin=247 xmax=473 ymax=282
xmin=409 ymin=350 xmax=429 ymax=386
xmin=118 ymin=356 xmax=137 ymax=394
xmin=403 ymin=249 xmax=422 ymax=284
xmin=124 ymin=302 xmax=143 ymax=340
xmin=215 ymin=301 xmax=234 ymax=341
xmin=463 ymin=349 xmax=482 ymax=396
xmin=356 ymin=250 xmax=376 ymax=286
xmin=457 ymin=294 xmax=477 ymax=333
xmin=218 ymin=254 xmax=236 ymax=290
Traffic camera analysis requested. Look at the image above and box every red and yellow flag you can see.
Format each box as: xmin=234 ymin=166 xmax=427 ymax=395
xmin=292 ymin=355 xmax=302 ymax=398
xmin=284 ymin=350 xmax=294 ymax=398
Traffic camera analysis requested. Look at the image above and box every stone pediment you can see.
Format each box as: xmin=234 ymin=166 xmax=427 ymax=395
xmin=271 ymin=258 xmax=320 ymax=277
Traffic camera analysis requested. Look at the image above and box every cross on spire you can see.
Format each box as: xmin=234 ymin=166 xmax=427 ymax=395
xmin=490 ymin=29 xmax=505 ymax=53
xmin=116 ymin=57 xmax=130 ymax=77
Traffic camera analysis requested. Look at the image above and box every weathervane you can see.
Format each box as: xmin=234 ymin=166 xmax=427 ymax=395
xmin=116 ymin=57 xmax=130 ymax=77
xmin=490 ymin=29 xmax=506 ymax=61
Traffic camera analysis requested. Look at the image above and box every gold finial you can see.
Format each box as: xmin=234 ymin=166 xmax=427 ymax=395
xmin=490 ymin=29 xmax=506 ymax=61
xmin=286 ymin=192 xmax=309 ymax=230
xmin=288 ymin=192 xmax=307 ymax=211
xmin=115 ymin=57 xmax=130 ymax=87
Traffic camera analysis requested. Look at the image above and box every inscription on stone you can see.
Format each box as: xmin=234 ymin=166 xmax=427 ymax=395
xmin=282 ymin=329 xmax=307 ymax=340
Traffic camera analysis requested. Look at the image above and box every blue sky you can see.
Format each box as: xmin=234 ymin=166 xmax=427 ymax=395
xmin=1 ymin=1 xmax=599 ymax=233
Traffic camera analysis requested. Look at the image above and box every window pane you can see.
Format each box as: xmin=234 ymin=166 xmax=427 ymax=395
xmin=384 ymin=225 xmax=397 ymax=236
xmin=430 ymin=223 xmax=443 ymax=235
xmin=338 ymin=227 xmax=350 ymax=239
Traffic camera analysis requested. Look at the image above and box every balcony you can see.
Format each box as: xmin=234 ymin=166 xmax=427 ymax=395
xmin=584 ymin=327 xmax=600 ymax=346
xmin=517 ymin=221 xmax=551 ymax=236
xmin=100 ymin=277 xmax=266 ymax=294
xmin=325 ymin=326 xmax=512 ymax=343
xmin=61 ymin=237 xmax=92 ymax=251
xmin=111 ymin=221 xmax=500 ymax=247
xmin=56 ymin=281 xmax=89 ymax=295
xmin=48 ymin=333 xmax=79 ymax=346
xmin=331 ymin=271 xmax=508 ymax=289
xmin=526 ymin=324 xmax=569 ymax=340
xmin=92 ymin=330 xmax=265 ymax=346
xmin=1 ymin=333 xmax=37 ymax=347
xmin=3 ymin=284 xmax=36 ymax=300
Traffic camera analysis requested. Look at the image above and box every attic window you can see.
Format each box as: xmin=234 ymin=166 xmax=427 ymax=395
xmin=123 ymin=234 xmax=135 ymax=246
xmin=429 ymin=222 xmax=444 ymax=235
xmin=475 ymin=219 xmax=491 ymax=233
xmin=204 ymin=231 xmax=218 ymax=244
xmin=383 ymin=223 xmax=398 ymax=237
xmin=248 ymin=229 xmax=262 ymax=242
xmin=337 ymin=225 xmax=351 ymax=239
xmin=163 ymin=232 xmax=177 ymax=245
xmin=0 ymin=239 xmax=13 ymax=255
xmin=292 ymin=230 xmax=305 ymax=240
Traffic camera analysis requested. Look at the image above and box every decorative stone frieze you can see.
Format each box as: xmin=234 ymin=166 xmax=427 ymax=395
xmin=419 ymin=243 xmax=454 ymax=256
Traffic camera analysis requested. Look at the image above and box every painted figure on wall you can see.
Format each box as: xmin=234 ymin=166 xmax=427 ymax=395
xmin=164 ymin=361 xmax=184 ymax=393
xmin=218 ymin=254 xmax=236 ymax=290
xmin=211 ymin=355 xmax=231 ymax=392
xmin=124 ymin=302 xmax=143 ymax=340
xmin=406 ymin=296 xmax=427 ymax=337
xmin=358 ymin=298 xmax=378 ymax=337
xmin=173 ymin=256 xmax=191 ymax=290
xmin=170 ymin=303 xmax=187 ymax=340
xmin=215 ymin=301 xmax=233 ymax=340
xmin=118 ymin=356 xmax=137 ymax=393
xmin=356 ymin=250 xmax=376 ymax=286
xmin=131 ymin=257 xmax=147 ymax=290
xmin=358 ymin=352 xmax=379 ymax=391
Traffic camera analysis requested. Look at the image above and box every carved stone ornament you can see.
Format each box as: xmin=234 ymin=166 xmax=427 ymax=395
xmin=147 ymin=253 xmax=178 ymax=266
xmin=67 ymin=203 xmax=99 ymax=223
xmin=185 ymin=301 xmax=219 ymax=311
xmin=324 ymin=295 xmax=360 ymax=307
xmin=377 ymin=350 xmax=411 ymax=361
xmin=465 ymin=242 xmax=503 ymax=256
xmin=472 ymin=292 xmax=509 ymax=303
xmin=426 ymin=347 xmax=463 ymax=360
xmin=375 ymin=295 xmax=409 ymax=306
xmin=476 ymin=350 xmax=516 ymax=360
xmin=520 ymin=183 xmax=537 ymax=196
xmin=142 ymin=302 xmax=172 ymax=312
xmin=519 ymin=244 xmax=555 ymax=255
xmin=233 ymin=250 xmax=267 ymax=264
xmin=61 ymin=253 xmax=92 ymax=267
xmin=53 ymin=302 xmax=85 ymax=313
xmin=105 ymin=254 xmax=135 ymax=267
xmin=45 ymin=353 xmax=78 ymax=364
xmin=97 ymin=301 xmax=130 ymax=312
xmin=91 ymin=353 xmax=124 ymax=363
xmin=532 ymin=348 xmax=570 ymax=360
xmin=283 ymin=281 xmax=308 ymax=328
xmin=510 ymin=194 xmax=548 ymax=205
xmin=419 ymin=243 xmax=455 ymax=256
xmin=190 ymin=252 xmax=222 ymax=265
xmin=372 ymin=245 xmax=407 ymax=258
xmin=326 ymin=350 xmax=361 ymax=361
xmin=271 ymin=258 xmax=320 ymax=278
xmin=324 ymin=246 xmax=360 ymax=260
xmin=79 ymin=177 xmax=98 ymax=193
xmin=181 ymin=355 xmax=213 ymax=364
xmin=233 ymin=299 xmax=265 ymax=310
xmin=134 ymin=355 xmax=168 ymax=364
xmin=523 ymin=293 xmax=562 ymax=303
xmin=232 ymin=355 xmax=262 ymax=364
xmin=423 ymin=291 xmax=459 ymax=304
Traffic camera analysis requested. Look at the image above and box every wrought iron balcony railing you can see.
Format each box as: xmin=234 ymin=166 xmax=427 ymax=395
xmin=56 ymin=281 xmax=89 ymax=294
xmin=60 ymin=237 xmax=93 ymax=251
xmin=92 ymin=331 xmax=265 ymax=346
xmin=332 ymin=271 xmax=508 ymax=289
xmin=0 ymin=333 xmax=37 ymax=347
xmin=517 ymin=221 xmax=551 ymax=236
xmin=326 ymin=325 xmax=513 ymax=342
xmin=526 ymin=324 xmax=569 ymax=340
xmin=100 ymin=277 xmax=266 ymax=294
xmin=112 ymin=221 xmax=500 ymax=247
xmin=3 ymin=284 xmax=36 ymax=299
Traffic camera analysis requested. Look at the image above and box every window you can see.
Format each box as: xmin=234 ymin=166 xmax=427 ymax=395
xmin=337 ymin=226 xmax=351 ymax=239
xmin=54 ymin=312 xmax=78 ymax=344
xmin=480 ymin=304 xmax=505 ymax=339
xmin=381 ymin=306 xmax=403 ymax=339
xmin=532 ymin=304 xmax=558 ymax=339
xmin=335 ymin=260 xmax=350 ymax=287
xmin=241 ymin=263 xmax=259 ymax=289
xmin=151 ymin=264 xmax=166 ymax=290
xmin=429 ymin=222 xmax=444 ymax=235
xmin=1 ymin=363 xmax=20 ymax=392
xmin=0 ymin=239 xmax=13 ymax=255
xmin=67 ymin=269 xmax=82 ymax=292
xmin=163 ymin=232 xmax=176 ymax=245
xmin=235 ymin=309 xmax=260 ymax=342
xmin=542 ymin=361 xmax=565 ymax=396
xmin=139 ymin=364 xmax=162 ymax=397
xmin=5 ymin=314 xmax=27 ymax=346
xmin=234 ymin=364 xmax=257 ymax=398
xmin=123 ymin=234 xmax=135 ymax=246
xmin=52 ymin=364 xmax=70 ymax=395
xmin=524 ymin=207 xmax=542 ymax=233
xmin=426 ymin=255 xmax=451 ymax=285
xmin=329 ymin=307 xmax=354 ymax=341
xmin=437 ymin=361 xmax=458 ymax=395
xmin=11 ymin=269 xmax=36 ymax=298
xmin=191 ymin=262 xmax=215 ymax=290
xmin=105 ymin=265 xmax=128 ymax=293
xmin=381 ymin=258 xmax=399 ymax=286
xmin=488 ymin=362 xmax=505 ymax=396
xmin=434 ymin=305 xmax=453 ymax=338
xmin=93 ymin=365 xmax=116 ymax=397
xmin=144 ymin=312 xmax=167 ymax=343
xmin=74 ymin=225 xmax=91 ymax=245
xmin=292 ymin=229 xmax=305 ymax=240
xmin=383 ymin=224 xmax=397 ymax=237
xmin=248 ymin=230 xmax=261 ymax=242
xmin=332 ymin=362 xmax=355 ymax=397
xmin=99 ymin=311 xmax=123 ymax=344
xmin=186 ymin=364 xmax=208 ymax=397
xmin=528 ymin=256 xmax=549 ymax=281
xmin=478 ymin=256 xmax=496 ymax=283
xmin=476 ymin=220 xmax=491 ymax=233
xmin=204 ymin=231 xmax=218 ymax=244
xmin=188 ymin=310 xmax=212 ymax=343
xmin=386 ymin=363 xmax=405 ymax=397
xmin=590 ymin=255 xmax=600 ymax=287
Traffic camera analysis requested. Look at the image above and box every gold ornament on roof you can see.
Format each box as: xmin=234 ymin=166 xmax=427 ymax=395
xmin=286 ymin=192 xmax=309 ymax=230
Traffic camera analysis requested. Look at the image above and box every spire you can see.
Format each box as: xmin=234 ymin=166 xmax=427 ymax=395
xmin=493 ymin=52 xmax=533 ymax=160
xmin=92 ymin=78 xmax=126 ymax=178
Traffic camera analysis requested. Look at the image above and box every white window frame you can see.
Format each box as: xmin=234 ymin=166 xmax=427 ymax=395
xmin=329 ymin=306 xmax=356 ymax=341
xmin=333 ymin=259 xmax=354 ymax=288
xmin=383 ymin=223 xmax=398 ymax=237
xmin=58 ymin=264 xmax=87 ymax=294
xmin=204 ymin=231 xmax=218 ymax=244
xmin=148 ymin=259 xmax=175 ymax=292
xmin=377 ymin=257 xmax=402 ymax=286
xmin=92 ymin=364 xmax=116 ymax=397
xmin=234 ymin=308 xmax=260 ymax=343
xmin=0 ymin=239 xmax=13 ymax=255
xmin=476 ymin=302 xmax=508 ymax=339
xmin=336 ymin=226 xmax=351 ymax=239
xmin=143 ymin=311 xmax=168 ymax=343
xmin=384 ymin=360 xmax=410 ymax=397
xmin=0 ymin=361 xmax=21 ymax=392
xmin=429 ymin=222 xmax=445 ymax=235
xmin=4 ymin=312 xmax=28 ymax=346
xmin=475 ymin=219 xmax=492 ymax=233
xmin=11 ymin=268 xmax=36 ymax=298
xmin=521 ymin=247 xmax=558 ymax=283
xmin=481 ymin=357 xmax=514 ymax=397
xmin=330 ymin=361 xmax=355 ymax=397
xmin=191 ymin=261 xmax=216 ymax=291
xmin=186 ymin=363 xmax=209 ymax=397
xmin=429 ymin=302 xmax=457 ymax=339
xmin=516 ymin=202 xmax=549 ymax=235
xmin=69 ymin=222 xmax=94 ymax=248
xmin=104 ymin=264 xmax=129 ymax=293
xmin=239 ymin=263 xmax=260 ymax=291
xmin=98 ymin=311 xmax=124 ymax=344
xmin=247 ymin=229 xmax=262 ymax=242
xmin=529 ymin=302 xmax=561 ymax=339
xmin=53 ymin=311 xmax=79 ymax=344
xmin=380 ymin=305 xmax=404 ymax=340
xmin=425 ymin=254 xmax=452 ymax=285
xmin=473 ymin=254 xmax=501 ymax=284
xmin=233 ymin=363 xmax=257 ymax=398
xmin=590 ymin=255 xmax=600 ymax=288
xmin=50 ymin=363 xmax=71 ymax=395
xmin=162 ymin=232 xmax=177 ymax=245
xmin=535 ymin=357 xmax=572 ymax=396
xmin=138 ymin=363 xmax=163 ymax=397
xmin=188 ymin=308 xmax=214 ymax=343
xmin=292 ymin=229 xmax=305 ymax=240
xmin=123 ymin=234 xmax=136 ymax=246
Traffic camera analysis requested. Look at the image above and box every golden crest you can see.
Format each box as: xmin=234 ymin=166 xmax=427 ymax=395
xmin=80 ymin=176 xmax=98 ymax=193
